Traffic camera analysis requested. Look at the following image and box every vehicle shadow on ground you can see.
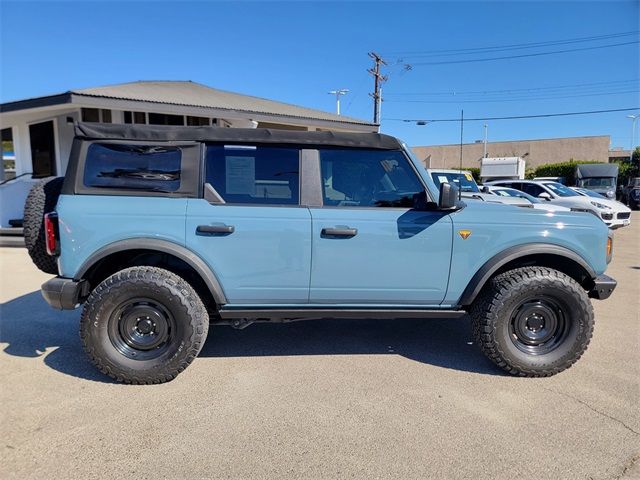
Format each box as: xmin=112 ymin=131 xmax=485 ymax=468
xmin=1 ymin=291 xmax=504 ymax=383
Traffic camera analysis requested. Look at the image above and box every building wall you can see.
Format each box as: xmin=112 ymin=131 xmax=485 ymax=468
xmin=412 ymin=135 xmax=610 ymax=169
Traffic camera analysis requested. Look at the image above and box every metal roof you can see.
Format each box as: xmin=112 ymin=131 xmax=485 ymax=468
xmin=1 ymin=80 xmax=375 ymax=127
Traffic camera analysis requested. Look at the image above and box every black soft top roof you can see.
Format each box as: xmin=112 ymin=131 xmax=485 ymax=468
xmin=74 ymin=122 xmax=402 ymax=150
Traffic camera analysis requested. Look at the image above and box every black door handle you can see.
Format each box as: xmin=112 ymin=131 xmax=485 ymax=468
xmin=321 ymin=227 xmax=358 ymax=237
xmin=196 ymin=224 xmax=235 ymax=235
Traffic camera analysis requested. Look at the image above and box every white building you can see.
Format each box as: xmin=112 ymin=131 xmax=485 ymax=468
xmin=0 ymin=80 xmax=376 ymax=227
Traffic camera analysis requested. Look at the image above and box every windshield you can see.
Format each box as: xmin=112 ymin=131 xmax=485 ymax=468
xmin=543 ymin=182 xmax=580 ymax=197
xmin=575 ymin=188 xmax=606 ymax=199
xmin=492 ymin=188 xmax=539 ymax=203
xmin=579 ymin=177 xmax=615 ymax=188
xmin=430 ymin=172 xmax=479 ymax=192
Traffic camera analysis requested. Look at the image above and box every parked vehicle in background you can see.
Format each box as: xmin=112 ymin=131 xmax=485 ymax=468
xmin=479 ymin=157 xmax=525 ymax=183
xmin=620 ymin=177 xmax=640 ymax=210
xmin=484 ymin=186 xmax=571 ymax=212
xmin=570 ymin=187 xmax=631 ymax=229
xmin=485 ymin=179 xmax=616 ymax=227
xmin=533 ymin=176 xmax=567 ymax=185
xmin=428 ymin=169 xmax=529 ymax=207
xmin=27 ymin=123 xmax=617 ymax=383
xmin=574 ymin=163 xmax=619 ymax=199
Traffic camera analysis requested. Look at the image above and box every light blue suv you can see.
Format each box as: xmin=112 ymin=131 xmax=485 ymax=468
xmin=25 ymin=123 xmax=617 ymax=383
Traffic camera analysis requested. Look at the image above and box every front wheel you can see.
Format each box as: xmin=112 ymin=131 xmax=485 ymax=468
xmin=80 ymin=267 xmax=209 ymax=384
xmin=470 ymin=267 xmax=594 ymax=377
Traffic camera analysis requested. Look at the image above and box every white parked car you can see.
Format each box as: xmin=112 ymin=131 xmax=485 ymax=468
xmin=484 ymin=186 xmax=571 ymax=212
xmin=570 ymin=187 xmax=631 ymax=229
xmin=428 ymin=169 xmax=530 ymax=207
xmin=485 ymin=180 xmax=617 ymax=227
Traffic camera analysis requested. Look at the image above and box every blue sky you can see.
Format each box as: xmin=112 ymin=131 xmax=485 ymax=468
xmin=1 ymin=0 xmax=638 ymax=148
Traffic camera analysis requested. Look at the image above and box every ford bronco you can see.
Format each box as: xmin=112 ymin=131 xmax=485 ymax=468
xmin=25 ymin=123 xmax=617 ymax=384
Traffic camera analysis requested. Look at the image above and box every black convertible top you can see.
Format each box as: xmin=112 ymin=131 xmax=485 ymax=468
xmin=74 ymin=122 xmax=403 ymax=150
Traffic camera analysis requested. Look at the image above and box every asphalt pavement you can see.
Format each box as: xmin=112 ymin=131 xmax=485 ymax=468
xmin=1 ymin=214 xmax=639 ymax=479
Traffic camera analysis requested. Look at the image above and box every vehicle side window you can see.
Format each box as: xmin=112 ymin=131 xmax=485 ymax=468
xmin=521 ymin=183 xmax=546 ymax=197
xmin=84 ymin=143 xmax=181 ymax=191
xmin=205 ymin=145 xmax=300 ymax=205
xmin=318 ymin=149 xmax=423 ymax=208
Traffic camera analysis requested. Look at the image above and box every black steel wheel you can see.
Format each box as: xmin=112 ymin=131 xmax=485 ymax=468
xmin=80 ymin=267 xmax=209 ymax=384
xmin=470 ymin=266 xmax=594 ymax=377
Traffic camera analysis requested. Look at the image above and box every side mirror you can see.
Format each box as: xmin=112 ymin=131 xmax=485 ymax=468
xmin=439 ymin=182 xmax=459 ymax=210
xmin=538 ymin=192 xmax=552 ymax=201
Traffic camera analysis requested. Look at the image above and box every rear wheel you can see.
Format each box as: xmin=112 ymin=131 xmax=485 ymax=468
xmin=470 ymin=266 xmax=594 ymax=377
xmin=80 ymin=267 xmax=209 ymax=384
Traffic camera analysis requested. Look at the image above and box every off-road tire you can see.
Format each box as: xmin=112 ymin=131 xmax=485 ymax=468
xmin=23 ymin=176 xmax=64 ymax=274
xmin=80 ymin=267 xmax=209 ymax=384
xmin=470 ymin=266 xmax=594 ymax=377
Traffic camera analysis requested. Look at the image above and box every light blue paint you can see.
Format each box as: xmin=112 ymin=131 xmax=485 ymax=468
xmin=185 ymin=199 xmax=312 ymax=304
xmin=56 ymin=194 xmax=188 ymax=278
xmin=309 ymin=207 xmax=453 ymax=304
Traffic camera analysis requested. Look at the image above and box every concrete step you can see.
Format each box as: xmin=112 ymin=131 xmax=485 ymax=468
xmin=0 ymin=235 xmax=25 ymax=248
xmin=0 ymin=227 xmax=24 ymax=236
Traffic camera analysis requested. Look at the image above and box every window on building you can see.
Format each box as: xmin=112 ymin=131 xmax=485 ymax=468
xmin=1 ymin=128 xmax=16 ymax=181
xmin=186 ymin=116 xmax=210 ymax=126
xmin=101 ymin=109 xmax=112 ymax=123
xmin=81 ymin=108 xmax=113 ymax=123
xmin=84 ymin=143 xmax=182 ymax=191
xmin=124 ymin=111 xmax=147 ymax=124
xmin=29 ymin=121 xmax=57 ymax=178
xmin=205 ymin=145 xmax=300 ymax=205
xmin=82 ymin=108 xmax=100 ymax=123
xmin=318 ymin=149 xmax=423 ymax=208
xmin=148 ymin=113 xmax=185 ymax=126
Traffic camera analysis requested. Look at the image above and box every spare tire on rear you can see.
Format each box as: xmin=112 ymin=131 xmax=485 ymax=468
xmin=23 ymin=177 xmax=64 ymax=274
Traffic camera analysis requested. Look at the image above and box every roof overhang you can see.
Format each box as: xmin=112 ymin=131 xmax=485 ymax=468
xmin=1 ymin=92 xmax=377 ymax=132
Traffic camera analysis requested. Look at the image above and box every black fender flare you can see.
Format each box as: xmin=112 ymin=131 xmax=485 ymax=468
xmin=458 ymin=243 xmax=596 ymax=306
xmin=74 ymin=238 xmax=227 ymax=305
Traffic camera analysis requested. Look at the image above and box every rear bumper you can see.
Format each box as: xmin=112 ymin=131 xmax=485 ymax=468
xmin=41 ymin=277 xmax=88 ymax=310
xmin=588 ymin=274 xmax=617 ymax=300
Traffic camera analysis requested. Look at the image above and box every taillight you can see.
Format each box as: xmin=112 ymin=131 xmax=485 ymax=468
xmin=44 ymin=212 xmax=59 ymax=256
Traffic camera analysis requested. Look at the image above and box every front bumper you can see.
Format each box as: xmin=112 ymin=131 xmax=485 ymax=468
xmin=41 ymin=277 xmax=88 ymax=310
xmin=588 ymin=274 xmax=617 ymax=300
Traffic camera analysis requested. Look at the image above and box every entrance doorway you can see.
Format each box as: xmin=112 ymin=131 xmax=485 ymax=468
xmin=29 ymin=120 xmax=57 ymax=178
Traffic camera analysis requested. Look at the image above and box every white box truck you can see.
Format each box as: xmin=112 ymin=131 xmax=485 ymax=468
xmin=480 ymin=157 xmax=526 ymax=182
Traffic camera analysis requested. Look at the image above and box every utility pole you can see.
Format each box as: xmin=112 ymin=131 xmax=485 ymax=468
xmin=328 ymin=89 xmax=349 ymax=115
xmin=627 ymin=114 xmax=639 ymax=158
xmin=368 ymin=52 xmax=387 ymax=124
xmin=483 ymin=124 xmax=488 ymax=158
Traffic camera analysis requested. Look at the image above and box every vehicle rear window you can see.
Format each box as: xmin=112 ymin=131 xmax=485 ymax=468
xmin=84 ymin=143 xmax=181 ymax=191
xmin=205 ymin=145 xmax=300 ymax=205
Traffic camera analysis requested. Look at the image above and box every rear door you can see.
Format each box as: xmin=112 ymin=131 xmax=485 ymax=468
xmin=309 ymin=148 xmax=453 ymax=306
xmin=186 ymin=144 xmax=311 ymax=305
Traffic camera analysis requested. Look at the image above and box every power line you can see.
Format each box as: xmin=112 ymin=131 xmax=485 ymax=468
xmin=383 ymin=78 xmax=639 ymax=97
xmin=384 ymin=89 xmax=640 ymax=104
xmin=382 ymin=31 xmax=639 ymax=57
xmin=408 ymin=41 xmax=639 ymax=66
xmin=385 ymin=107 xmax=640 ymax=123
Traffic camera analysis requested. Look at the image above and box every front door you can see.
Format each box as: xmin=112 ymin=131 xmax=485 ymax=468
xmin=186 ymin=144 xmax=311 ymax=305
xmin=309 ymin=148 xmax=453 ymax=306
xmin=29 ymin=120 xmax=57 ymax=177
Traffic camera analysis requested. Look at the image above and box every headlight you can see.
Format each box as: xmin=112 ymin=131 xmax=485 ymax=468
xmin=590 ymin=201 xmax=611 ymax=210
xmin=606 ymin=191 xmax=615 ymax=198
